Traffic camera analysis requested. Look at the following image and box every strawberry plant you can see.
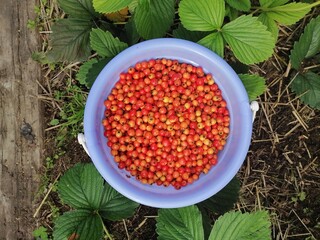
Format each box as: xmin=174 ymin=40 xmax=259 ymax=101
xmin=53 ymin=163 xmax=139 ymax=240
xmin=33 ymin=226 xmax=49 ymax=240
xmin=43 ymin=0 xmax=320 ymax=103
xmin=54 ymin=163 xmax=247 ymax=239
xmin=156 ymin=206 xmax=271 ymax=240
xmin=289 ymin=15 xmax=320 ymax=109
xmin=52 ymin=164 xmax=240 ymax=240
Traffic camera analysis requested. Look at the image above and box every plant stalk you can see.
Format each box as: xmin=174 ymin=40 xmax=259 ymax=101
xmin=309 ymin=1 xmax=320 ymax=8
xmin=33 ymin=173 xmax=61 ymax=218
xmin=98 ymin=214 xmax=114 ymax=240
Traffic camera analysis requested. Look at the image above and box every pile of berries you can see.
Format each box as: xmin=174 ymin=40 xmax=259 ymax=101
xmin=102 ymin=58 xmax=230 ymax=190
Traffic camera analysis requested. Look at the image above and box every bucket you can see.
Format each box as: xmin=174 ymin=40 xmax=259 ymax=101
xmin=84 ymin=38 xmax=253 ymax=208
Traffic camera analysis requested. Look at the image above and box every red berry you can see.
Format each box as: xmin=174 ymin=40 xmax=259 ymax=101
xmin=102 ymin=58 xmax=229 ymax=189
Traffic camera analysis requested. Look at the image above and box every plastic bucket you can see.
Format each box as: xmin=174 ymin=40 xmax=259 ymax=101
xmin=84 ymin=38 xmax=253 ymax=208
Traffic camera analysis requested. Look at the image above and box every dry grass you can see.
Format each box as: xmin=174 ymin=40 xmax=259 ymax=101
xmin=236 ymin=9 xmax=320 ymax=240
xmin=33 ymin=1 xmax=320 ymax=240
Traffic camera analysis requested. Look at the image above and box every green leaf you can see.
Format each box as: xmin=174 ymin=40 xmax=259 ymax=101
xmin=238 ymin=74 xmax=266 ymax=101
xmin=48 ymin=18 xmax=93 ymax=62
xmin=225 ymin=5 xmax=239 ymax=21
xmin=57 ymin=0 xmax=98 ymax=19
xmin=32 ymin=51 xmax=52 ymax=65
xmin=134 ymin=0 xmax=175 ymax=39
xmin=290 ymin=16 xmax=320 ymax=69
xmin=258 ymin=13 xmax=279 ymax=42
xmin=197 ymin=177 xmax=240 ymax=214
xmin=228 ymin=60 xmax=249 ymax=74
xmin=90 ymin=28 xmax=128 ymax=58
xmin=156 ymin=205 xmax=204 ymax=240
xmin=33 ymin=226 xmax=48 ymax=240
xmin=76 ymin=58 xmax=110 ymax=88
xmin=93 ymin=0 xmax=132 ymax=14
xmin=225 ymin=0 xmax=251 ymax=11
xmin=221 ymin=15 xmax=274 ymax=64
xmin=99 ymin=182 xmax=139 ymax=221
xmin=198 ymin=32 xmax=224 ymax=57
xmin=58 ymin=163 xmax=105 ymax=209
xmin=76 ymin=58 xmax=98 ymax=86
xmin=179 ymin=0 xmax=225 ymax=31
xmin=209 ymin=211 xmax=271 ymax=240
xmin=259 ymin=0 xmax=289 ymax=8
xmin=86 ymin=58 xmax=110 ymax=88
xmin=291 ymin=72 xmax=320 ymax=110
xmin=173 ymin=24 xmax=209 ymax=43
xmin=50 ymin=119 xmax=60 ymax=126
xmin=262 ymin=2 xmax=311 ymax=25
xmin=53 ymin=210 xmax=103 ymax=240
xmin=27 ymin=19 xmax=36 ymax=30
xmin=305 ymin=20 xmax=320 ymax=58
xmin=197 ymin=206 xmax=212 ymax=240
xmin=128 ymin=0 xmax=139 ymax=13
xmin=124 ymin=18 xmax=140 ymax=45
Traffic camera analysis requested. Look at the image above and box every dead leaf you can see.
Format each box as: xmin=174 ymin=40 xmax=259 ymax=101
xmin=105 ymin=7 xmax=129 ymax=22
xmin=68 ymin=232 xmax=79 ymax=240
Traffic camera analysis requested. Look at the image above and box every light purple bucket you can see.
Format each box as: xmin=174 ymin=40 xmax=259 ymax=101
xmin=84 ymin=38 xmax=252 ymax=208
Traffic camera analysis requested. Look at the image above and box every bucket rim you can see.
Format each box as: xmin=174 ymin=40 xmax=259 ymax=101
xmin=84 ymin=38 xmax=253 ymax=208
